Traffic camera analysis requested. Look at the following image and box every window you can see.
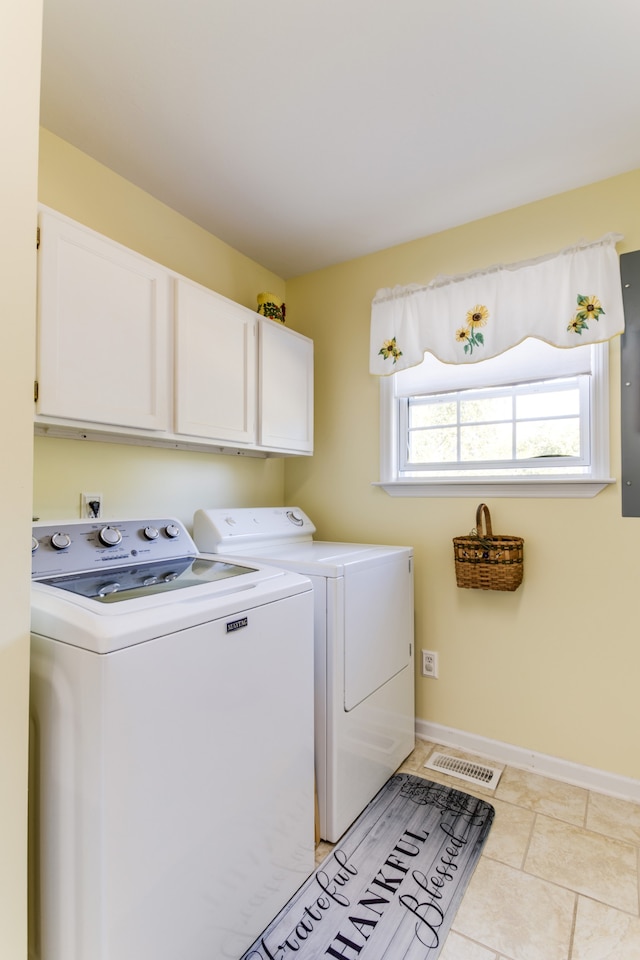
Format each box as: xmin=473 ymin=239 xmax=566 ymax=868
xmin=402 ymin=376 xmax=588 ymax=475
xmin=377 ymin=339 xmax=613 ymax=498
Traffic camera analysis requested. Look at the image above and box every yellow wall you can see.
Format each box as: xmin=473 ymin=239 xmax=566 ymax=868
xmin=35 ymin=130 xmax=288 ymax=525
xmin=38 ymin=129 xmax=285 ymax=308
xmin=35 ymin=127 xmax=640 ymax=784
xmin=285 ymin=169 xmax=640 ymax=781
xmin=1 ymin=1 xmax=42 ymax=956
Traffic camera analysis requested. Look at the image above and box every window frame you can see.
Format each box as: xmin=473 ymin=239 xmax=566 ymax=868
xmin=375 ymin=341 xmax=614 ymax=498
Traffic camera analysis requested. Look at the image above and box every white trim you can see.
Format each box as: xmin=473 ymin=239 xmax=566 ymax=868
xmin=416 ymin=718 xmax=640 ymax=804
xmin=590 ymin=335 xmax=610 ymax=473
xmin=374 ymin=478 xmax=614 ymax=498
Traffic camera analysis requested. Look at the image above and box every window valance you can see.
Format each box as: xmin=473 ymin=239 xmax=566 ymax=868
xmin=369 ymin=234 xmax=625 ymax=376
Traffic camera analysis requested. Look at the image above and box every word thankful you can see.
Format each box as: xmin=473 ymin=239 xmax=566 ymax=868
xmin=245 ymin=818 xmax=471 ymax=960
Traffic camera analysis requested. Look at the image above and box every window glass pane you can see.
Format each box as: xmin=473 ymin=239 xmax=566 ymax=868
xmin=460 ymin=395 xmax=511 ymax=423
xmin=409 ymin=400 xmax=457 ymax=428
xmin=460 ymin=422 xmax=512 ymax=461
xmin=516 ymin=388 xmax=580 ymax=419
xmin=516 ymin=418 xmax=580 ymax=459
xmin=409 ymin=427 xmax=457 ymax=462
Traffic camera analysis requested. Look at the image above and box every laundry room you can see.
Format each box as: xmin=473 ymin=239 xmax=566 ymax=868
xmin=32 ymin=125 xmax=640 ymax=799
xmin=6 ymin=3 xmax=640 ymax=959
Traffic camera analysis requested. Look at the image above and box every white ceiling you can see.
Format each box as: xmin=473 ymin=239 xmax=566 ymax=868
xmin=40 ymin=0 xmax=640 ymax=279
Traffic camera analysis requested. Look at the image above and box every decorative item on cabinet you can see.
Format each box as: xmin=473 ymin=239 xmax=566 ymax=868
xmin=257 ymin=291 xmax=286 ymax=323
xmin=453 ymin=502 xmax=524 ymax=591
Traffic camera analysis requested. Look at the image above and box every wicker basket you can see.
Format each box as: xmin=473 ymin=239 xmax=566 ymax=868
xmin=453 ymin=503 xmax=524 ymax=591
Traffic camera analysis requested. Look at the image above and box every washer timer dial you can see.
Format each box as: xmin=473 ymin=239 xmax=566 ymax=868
xmin=50 ymin=532 xmax=71 ymax=550
xmin=98 ymin=526 xmax=122 ymax=547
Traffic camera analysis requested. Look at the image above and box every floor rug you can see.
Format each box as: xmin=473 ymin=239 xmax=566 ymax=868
xmin=240 ymin=772 xmax=494 ymax=960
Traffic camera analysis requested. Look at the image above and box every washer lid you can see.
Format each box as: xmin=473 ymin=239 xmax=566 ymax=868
xmin=31 ymin=560 xmax=312 ymax=653
xmin=38 ymin=555 xmax=257 ymax=603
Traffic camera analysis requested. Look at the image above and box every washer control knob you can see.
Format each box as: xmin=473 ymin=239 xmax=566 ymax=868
xmin=286 ymin=510 xmax=304 ymax=526
xmin=99 ymin=525 xmax=122 ymax=547
xmin=31 ymin=537 xmax=39 ymax=553
xmin=163 ymin=571 xmax=178 ymax=582
xmin=98 ymin=582 xmax=120 ymax=597
xmin=51 ymin=531 xmax=71 ymax=550
xmin=143 ymin=526 xmax=160 ymax=541
xmin=165 ymin=524 xmax=181 ymax=539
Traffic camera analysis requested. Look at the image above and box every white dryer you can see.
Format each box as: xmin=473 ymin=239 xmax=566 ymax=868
xmin=193 ymin=506 xmax=415 ymax=843
xmin=29 ymin=517 xmax=315 ymax=960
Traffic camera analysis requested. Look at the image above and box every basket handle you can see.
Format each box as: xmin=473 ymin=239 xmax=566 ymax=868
xmin=475 ymin=503 xmax=493 ymax=537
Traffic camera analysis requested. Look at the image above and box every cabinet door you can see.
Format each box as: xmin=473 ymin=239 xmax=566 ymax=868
xmin=259 ymin=319 xmax=313 ymax=453
xmin=36 ymin=208 xmax=171 ymax=431
xmin=174 ymin=278 xmax=256 ymax=443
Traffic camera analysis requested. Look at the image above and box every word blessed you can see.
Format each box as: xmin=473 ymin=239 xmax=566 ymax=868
xmin=245 ymin=819 xmax=470 ymax=960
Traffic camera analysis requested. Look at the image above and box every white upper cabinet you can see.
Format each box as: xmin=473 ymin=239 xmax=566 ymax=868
xmin=174 ymin=278 xmax=256 ymax=444
xmin=36 ymin=207 xmax=171 ymax=431
xmin=258 ymin=318 xmax=314 ymax=453
xmin=35 ymin=207 xmax=313 ymax=456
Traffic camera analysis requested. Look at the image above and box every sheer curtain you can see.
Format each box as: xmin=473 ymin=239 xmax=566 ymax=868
xmin=369 ymin=234 xmax=625 ymax=376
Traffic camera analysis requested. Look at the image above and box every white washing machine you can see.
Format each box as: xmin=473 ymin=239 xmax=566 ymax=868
xmin=193 ymin=506 xmax=415 ymax=843
xmin=29 ymin=517 xmax=315 ymax=960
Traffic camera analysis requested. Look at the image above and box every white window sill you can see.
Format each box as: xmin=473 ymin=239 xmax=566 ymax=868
xmin=373 ymin=478 xmax=616 ymax=499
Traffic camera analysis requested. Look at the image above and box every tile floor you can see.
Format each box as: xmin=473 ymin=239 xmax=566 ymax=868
xmin=315 ymin=738 xmax=640 ymax=960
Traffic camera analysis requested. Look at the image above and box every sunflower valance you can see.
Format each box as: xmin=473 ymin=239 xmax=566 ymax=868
xmin=369 ymin=234 xmax=625 ymax=375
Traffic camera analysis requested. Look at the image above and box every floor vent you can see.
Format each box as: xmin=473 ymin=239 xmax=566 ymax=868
xmin=424 ymin=752 xmax=503 ymax=790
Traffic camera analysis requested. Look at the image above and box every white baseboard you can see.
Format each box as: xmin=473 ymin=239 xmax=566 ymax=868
xmin=416 ymin=719 xmax=640 ymax=804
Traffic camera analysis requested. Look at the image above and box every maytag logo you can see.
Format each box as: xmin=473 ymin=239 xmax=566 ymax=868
xmin=226 ymin=616 xmax=248 ymax=633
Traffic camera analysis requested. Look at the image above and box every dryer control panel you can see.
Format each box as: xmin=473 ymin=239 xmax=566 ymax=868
xmin=194 ymin=506 xmax=316 ymax=553
xmin=31 ymin=518 xmax=196 ymax=578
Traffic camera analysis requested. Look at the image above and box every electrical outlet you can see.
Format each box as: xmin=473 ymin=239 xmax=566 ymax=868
xmin=421 ymin=649 xmax=439 ymax=679
xmin=80 ymin=492 xmax=103 ymax=519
